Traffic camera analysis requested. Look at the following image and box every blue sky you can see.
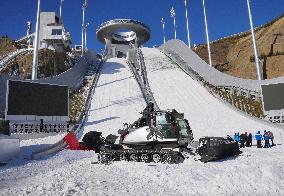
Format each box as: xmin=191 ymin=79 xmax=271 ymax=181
xmin=0 ymin=0 xmax=283 ymax=53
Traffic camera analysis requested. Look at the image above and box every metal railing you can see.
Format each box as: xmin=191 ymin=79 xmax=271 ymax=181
xmin=126 ymin=47 xmax=160 ymax=111
xmin=137 ymin=48 xmax=160 ymax=110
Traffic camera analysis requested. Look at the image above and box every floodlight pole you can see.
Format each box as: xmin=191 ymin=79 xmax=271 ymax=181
xmin=170 ymin=7 xmax=177 ymax=39
xmin=32 ymin=0 xmax=41 ymax=80
xmin=85 ymin=22 xmax=89 ymax=51
xmin=246 ymin=0 xmax=262 ymax=80
xmin=184 ymin=0 xmax=191 ymax=48
xmin=60 ymin=0 xmax=64 ymax=20
xmin=82 ymin=4 xmax=86 ymax=55
xmin=161 ymin=18 xmax=166 ymax=44
xmin=173 ymin=15 xmax=177 ymax=39
xmin=202 ymin=0 xmax=212 ymax=66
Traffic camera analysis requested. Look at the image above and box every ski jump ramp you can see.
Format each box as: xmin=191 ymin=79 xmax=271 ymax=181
xmin=141 ymin=47 xmax=284 ymax=141
xmin=79 ymin=43 xmax=284 ymax=142
xmin=82 ymin=58 xmax=146 ymax=138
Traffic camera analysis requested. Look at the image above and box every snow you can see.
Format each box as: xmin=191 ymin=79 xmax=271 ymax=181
xmin=1 ymin=148 xmax=283 ymax=195
xmin=142 ymin=47 xmax=284 ymax=142
xmin=81 ymin=58 xmax=146 ymax=138
xmin=0 ymin=135 xmax=20 ymax=163
xmin=1 ymin=52 xmax=284 ymax=195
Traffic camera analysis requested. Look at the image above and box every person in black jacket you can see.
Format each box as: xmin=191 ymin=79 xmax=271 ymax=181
xmin=247 ymin=133 xmax=253 ymax=147
xmin=142 ymin=102 xmax=154 ymax=118
xmin=244 ymin=132 xmax=248 ymax=147
xmin=240 ymin=133 xmax=245 ymax=148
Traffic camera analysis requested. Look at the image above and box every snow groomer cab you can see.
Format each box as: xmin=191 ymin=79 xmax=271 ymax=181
xmin=120 ymin=109 xmax=194 ymax=149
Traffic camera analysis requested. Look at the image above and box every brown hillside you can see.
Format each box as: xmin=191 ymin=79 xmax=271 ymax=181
xmin=0 ymin=37 xmax=17 ymax=57
xmin=1 ymin=48 xmax=72 ymax=79
xmin=193 ymin=14 xmax=284 ymax=80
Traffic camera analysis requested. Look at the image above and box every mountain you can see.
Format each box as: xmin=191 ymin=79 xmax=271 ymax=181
xmin=193 ymin=14 xmax=284 ymax=80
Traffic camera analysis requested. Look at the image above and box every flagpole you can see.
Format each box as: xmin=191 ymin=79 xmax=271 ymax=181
xmin=173 ymin=16 xmax=177 ymax=39
xmin=32 ymin=0 xmax=41 ymax=80
xmin=202 ymin=0 xmax=212 ymax=66
xmin=82 ymin=0 xmax=87 ymax=55
xmin=85 ymin=22 xmax=89 ymax=50
xmin=161 ymin=18 xmax=166 ymax=44
xmin=184 ymin=0 xmax=191 ymax=47
xmin=170 ymin=7 xmax=177 ymax=39
xmin=246 ymin=0 xmax=262 ymax=80
xmin=60 ymin=0 xmax=64 ymax=20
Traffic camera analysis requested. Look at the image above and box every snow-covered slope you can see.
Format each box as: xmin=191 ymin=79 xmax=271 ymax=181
xmin=82 ymin=58 xmax=146 ymax=138
xmin=142 ymin=47 xmax=284 ymax=141
xmin=1 ymin=53 xmax=284 ymax=196
xmin=1 ymin=147 xmax=283 ymax=196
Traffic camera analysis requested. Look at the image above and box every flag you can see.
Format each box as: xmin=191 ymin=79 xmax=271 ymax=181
xmin=83 ymin=0 xmax=88 ymax=8
xmin=170 ymin=7 xmax=176 ymax=18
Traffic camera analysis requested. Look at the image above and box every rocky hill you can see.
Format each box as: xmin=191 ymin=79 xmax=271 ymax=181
xmin=0 ymin=37 xmax=17 ymax=57
xmin=1 ymin=49 xmax=73 ymax=79
xmin=193 ymin=14 xmax=284 ymax=80
xmin=0 ymin=37 xmax=73 ymax=79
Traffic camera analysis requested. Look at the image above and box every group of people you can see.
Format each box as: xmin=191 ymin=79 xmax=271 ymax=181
xmin=255 ymin=130 xmax=274 ymax=148
xmin=234 ymin=130 xmax=275 ymax=148
xmin=234 ymin=132 xmax=253 ymax=148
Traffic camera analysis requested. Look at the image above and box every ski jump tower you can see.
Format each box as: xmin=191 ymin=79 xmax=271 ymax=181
xmin=96 ymin=19 xmax=151 ymax=59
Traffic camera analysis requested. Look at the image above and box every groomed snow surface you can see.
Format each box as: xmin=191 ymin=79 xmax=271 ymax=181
xmin=82 ymin=58 xmax=146 ymax=138
xmin=1 ymin=53 xmax=284 ymax=195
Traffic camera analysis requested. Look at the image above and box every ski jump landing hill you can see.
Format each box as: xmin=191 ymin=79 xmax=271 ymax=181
xmin=160 ymin=40 xmax=284 ymax=122
xmin=82 ymin=39 xmax=284 ymax=141
xmin=82 ymin=40 xmax=283 ymax=141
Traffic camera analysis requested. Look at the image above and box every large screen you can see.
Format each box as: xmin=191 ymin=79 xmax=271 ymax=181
xmin=7 ymin=80 xmax=69 ymax=116
xmin=261 ymin=83 xmax=284 ymax=111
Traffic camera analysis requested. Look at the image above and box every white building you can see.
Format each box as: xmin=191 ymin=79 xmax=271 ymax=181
xmin=38 ymin=12 xmax=72 ymax=52
xmin=17 ymin=12 xmax=72 ymax=52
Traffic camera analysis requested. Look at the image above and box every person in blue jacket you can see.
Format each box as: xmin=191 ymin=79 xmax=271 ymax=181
xmin=263 ymin=131 xmax=270 ymax=148
xmin=234 ymin=132 xmax=240 ymax=143
xmin=255 ymin=131 xmax=262 ymax=148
